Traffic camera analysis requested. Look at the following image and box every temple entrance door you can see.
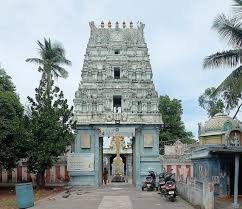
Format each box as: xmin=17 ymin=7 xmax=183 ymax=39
xmin=101 ymin=132 xmax=134 ymax=185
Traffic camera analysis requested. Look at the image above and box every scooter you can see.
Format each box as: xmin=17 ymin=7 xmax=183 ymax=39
xmin=164 ymin=180 xmax=176 ymax=201
xmin=141 ymin=171 xmax=156 ymax=191
xmin=142 ymin=176 xmax=154 ymax=191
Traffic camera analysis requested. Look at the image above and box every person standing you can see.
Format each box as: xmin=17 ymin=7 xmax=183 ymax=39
xmin=103 ymin=167 xmax=108 ymax=185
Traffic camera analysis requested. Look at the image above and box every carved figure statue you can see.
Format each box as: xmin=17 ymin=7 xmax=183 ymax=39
xmin=89 ymin=21 xmax=96 ymax=31
xmin=233 ymin=133 xmax=240 ymax=146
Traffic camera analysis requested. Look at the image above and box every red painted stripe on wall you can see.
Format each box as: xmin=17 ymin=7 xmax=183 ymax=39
xmin=166 ymin=165 xmax=172 ymax=173
xmin=17 ymin=166 xmax=22 ymax=183
xmin=186 ymin=165 xmax=191 ymax=177
xmin=64 ymin=166 xmax=69 ymax=182
xmin=176 ymin=165 xmax=181 ymax=176
xmin=56 ymin=166 xmax=60 ymax=183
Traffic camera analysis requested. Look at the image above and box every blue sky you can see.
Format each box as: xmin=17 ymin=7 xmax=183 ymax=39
xmin=1 ymin=0 xmax=241 ymax=138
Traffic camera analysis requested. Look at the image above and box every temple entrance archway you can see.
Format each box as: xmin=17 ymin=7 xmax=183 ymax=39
xmin=102 ymin=135 xmax=133 ymax=184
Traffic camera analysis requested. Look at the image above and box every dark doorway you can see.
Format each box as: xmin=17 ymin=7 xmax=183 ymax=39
xmin=114 ymin=67 xmax=120 ymax=79
xmin=99 ymin=137 xmax=103 ymax=186
xmin=113 ymin=95 xmax=122 ymax=113
xmin=228 ymin=155 xmax=242 ymax=195
xmin=114 ymin=50 xmax=120 ymax=55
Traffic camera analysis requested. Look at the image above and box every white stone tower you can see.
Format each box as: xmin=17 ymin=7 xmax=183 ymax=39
xmin=69 ymin=21 xmax=163 ymax=188
xmin=73 ymin=21 xmax=162 ymax=125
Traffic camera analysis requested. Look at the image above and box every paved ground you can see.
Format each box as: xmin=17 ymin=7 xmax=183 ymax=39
xmin=30 ymin=184 xmax=195 ymax=209
xmin=215 ymin=197 xmax=242 ymax=209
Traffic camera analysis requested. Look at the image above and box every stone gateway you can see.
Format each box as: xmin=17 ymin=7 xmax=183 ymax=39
xmin=68 ymin=21 xmax=163 ymax=189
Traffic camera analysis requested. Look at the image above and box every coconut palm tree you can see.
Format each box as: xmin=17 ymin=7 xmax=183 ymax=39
xmin=26 ymin=38 xmax=71 ymax=100
xmin=203 ymin=0 xmax=242 ymax=119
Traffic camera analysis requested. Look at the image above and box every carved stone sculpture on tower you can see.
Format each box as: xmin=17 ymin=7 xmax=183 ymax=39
xmin=73 ymin=21 xmax=163 ymax=126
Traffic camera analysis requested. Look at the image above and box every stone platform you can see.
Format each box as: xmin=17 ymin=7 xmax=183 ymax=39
xmin=111 ymin=175 xmax=125 ymax=182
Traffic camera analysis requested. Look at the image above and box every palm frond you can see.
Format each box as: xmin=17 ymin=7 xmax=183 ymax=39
xmin=212 ymin=13 xmax=242 ymax=47
xmin=37 ymin=40 xmax=44 ymax=50
xmin=203 ymin=49 xmax=242 ymax=68
xmin=52 ymin=70 xmax=60 ymax=80
xmin=27 ymin=37 xmax=70 ymax=82
xmin=215 ymin=65 xmax=242 ymax=94
xmin=52 ymin=65 xmax=69 ymax=79
xmin=62 ymin=58 xmax=72 ymax=66
xmin=232 ymin=0 xmax=242 ymax=18
xmin=54 ymin=57 xmax=72 ymax=66
xmin=52 ymin=42 xmax=65 ymax=54
xmin=26 ymin=58 xmax=44 ymax=65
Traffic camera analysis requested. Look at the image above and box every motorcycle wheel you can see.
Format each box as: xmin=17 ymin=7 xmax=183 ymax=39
xmin=170 ymin=196 xmax=175 ymax=202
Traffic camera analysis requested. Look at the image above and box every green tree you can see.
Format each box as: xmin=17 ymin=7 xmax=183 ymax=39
xmin=159 ymin=95 xmax=195 ymax=154
xmin=198 ymin=87 xmax=225 ymax=117
xmin=0 ymin=67 xmax=28 ymax=170
xmin=26 ymin=38 xmax=74 ymax=187
xmin=26 ymin=38 xmax=71 ymax=100
xmin=27 ymin=77 xmax=75 ymax=187
xmin=203 ymin=0 xmax=242 ymax=119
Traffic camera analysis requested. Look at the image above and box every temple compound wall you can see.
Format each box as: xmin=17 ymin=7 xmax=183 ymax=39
xmin=67 ymin=21 xmax=163 ymax=188
xmin=161 ymin=140 xmax=194 ymax=181
xmin=0 ymin=157 xmax=69 ymax=186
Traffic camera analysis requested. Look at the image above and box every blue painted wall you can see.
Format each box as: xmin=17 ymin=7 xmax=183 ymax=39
xmin=193 ymin=155 xmax=230 ymax=196
xmin=69 ymin=124 xmax=161 ymax=189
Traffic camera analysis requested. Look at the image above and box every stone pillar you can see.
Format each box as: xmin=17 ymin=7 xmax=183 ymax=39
xmin=135 ymin=127 xmax=141 ymax=187
xmin=204 ymin=182 xmax=214 ymax=209
xmin=232 ymin=154 xmax=240 ymax=208
xmin=94 ymin=129 xmax=101 ymax=186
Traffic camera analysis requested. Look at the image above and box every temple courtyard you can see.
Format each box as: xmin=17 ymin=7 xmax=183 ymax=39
xmin=30 ymin=184 xmax=194 ymax=209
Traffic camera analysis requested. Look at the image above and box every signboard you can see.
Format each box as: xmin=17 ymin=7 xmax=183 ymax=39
xmin=80 ymin=133 xmax=91 ymax=148
xmin=67 ymin=153 xmax=94 ymax=171
xmin=100 ymin=127 xmax=135 ymax=137
xmin=144 ymin=134 xmax=153 ymax=147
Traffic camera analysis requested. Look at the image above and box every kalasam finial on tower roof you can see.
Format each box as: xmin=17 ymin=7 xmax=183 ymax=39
xmin=101 ymin=21 xmax=104 ymax=28
xmin=115 ymin=21 xmax=119 ymax=29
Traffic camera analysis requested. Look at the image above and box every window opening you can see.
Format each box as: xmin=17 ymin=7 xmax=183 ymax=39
xmin=113 ymin=95 xmax=122 ymax=113
xmin=114 ymin=67 xmax=120 ymax=79
xmin=137 ymin=101 xmax=142 ymax=113
xmin=114 ymin=49 xmax=120 ymax=54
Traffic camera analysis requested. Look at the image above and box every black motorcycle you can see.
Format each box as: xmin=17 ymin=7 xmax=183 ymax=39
xmin=141 ymin=171 xmax=157 ymax=191
xmin=158 ymin=173 xmax=166 ymax=196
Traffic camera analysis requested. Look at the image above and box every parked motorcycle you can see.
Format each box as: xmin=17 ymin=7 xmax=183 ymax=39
xmin=162 ymin=173 xmax=176 ymax=201
xmin=141 ymin=170 xmax=157 ymax=191
xmin=158 ymin=173 xmax=166 ymax=196
xmin=164 ymin=180 xmax=176 ymax=201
